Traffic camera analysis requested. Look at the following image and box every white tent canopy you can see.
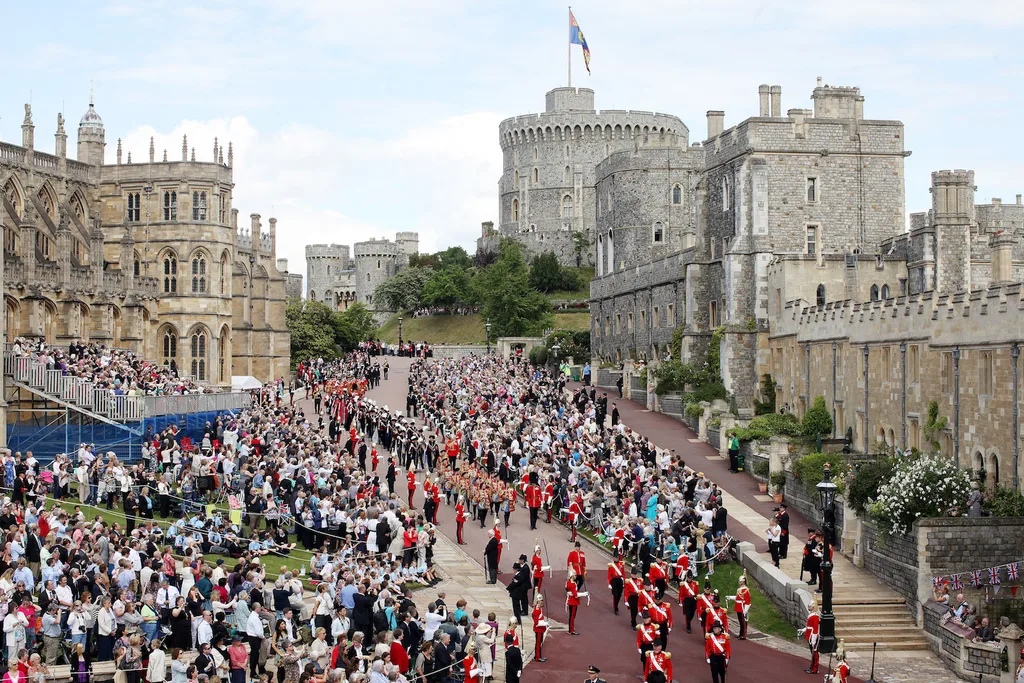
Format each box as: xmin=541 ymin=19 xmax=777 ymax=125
xmin=231 ymin=375 xmax=263 ymax=391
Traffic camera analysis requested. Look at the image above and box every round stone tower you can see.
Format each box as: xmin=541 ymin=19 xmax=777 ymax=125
xmin=77 ymin=96 xmax=105 ymax=167
xmin=354 ymin=239 xmax=400 ymax=309
xmin=305 ymin=244 xmax=350 ymax=303
xmin=394 ymin=231 xmax=420 ymax=266
xmin=497 ymin=87 xmax=687 ymax=266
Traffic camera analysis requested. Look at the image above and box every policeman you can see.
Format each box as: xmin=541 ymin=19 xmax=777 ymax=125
xmin=583 ymin=665 xmax=606 ymax=683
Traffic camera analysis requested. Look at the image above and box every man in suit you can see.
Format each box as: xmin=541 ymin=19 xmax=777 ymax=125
xmin=484 ymin=531 xmax=500 ymax=584
xmin=776 ymin=503 xmax=790 ymax=559
xmin=611 ymin=404 xmax=620 ymax=427
xmin=506 ymin=555 xmax=531 ymax=623
xmin=504 ymin=633 xmax=523 ymax=683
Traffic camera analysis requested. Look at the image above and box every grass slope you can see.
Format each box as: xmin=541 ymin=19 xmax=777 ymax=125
xmin=377 ymin=312 xmax=590 ymax=344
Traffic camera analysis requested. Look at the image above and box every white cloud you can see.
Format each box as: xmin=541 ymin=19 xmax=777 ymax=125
xmin=113 ymin=109 xmax=501 ymax=281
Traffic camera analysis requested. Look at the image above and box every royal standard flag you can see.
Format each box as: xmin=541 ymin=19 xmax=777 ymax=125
xmin=569 ymin=10 xmax=591 ymax=73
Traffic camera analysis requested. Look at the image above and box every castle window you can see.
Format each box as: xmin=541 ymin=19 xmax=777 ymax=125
xmin=163 ymin=256 xmax=177 ymax=293
xmin=191 ymin=255 xmax=207 ymax=293
xmin=881 ymin=284 xmax=890 ymax=299
xmin=806 ymin=177 xmax=818 ymax=203
xmin=190 ymin=330 xmax=207 ymax=381
xmin=869 ymin=284 xmax=879 ymax=301
xmin=513 ymin=170 xmax=519 ymax=187
xmin=134 ymin=259 xmax=140 ymax=277
xmin=162 ymin=330 xmax=176 ymax=367
xmin=4 ymin=226 xmax=17 ymax=256
xmin=672 ymin=184 xmax=682 ymax=205
xmin=940 ymin=351 xmax=953 ymax=394
xmin=377 ymin=259 xmax=381 ymax=269
xmin=564 ymin=166 xmax=570 ymax=184
xmin=806 ymin=225 xmax=819 ymax=256
xmin=163 ymin=191 xmax=177 ymax=221
xmin=562 ymin=195 xmax=574 ymax=219
xmin=667 ymin=304 xmax=675 ymax=325
xmin=532 ymin=168 xmax=539 ymax=184
xmin=908 ymin=344 xmax=919 ymax=383
xmin=816 ymin=284 xmax=826 ymax=307
xmin=653 ymin=307 xmax=660 ymax=328
xmin=721 ymin=176 xmax=731 ymax=211
xmin=709 ymin=301 xmax=719 ymax=328
xmin=192 ymin=191 xmax=207 ymax=221
xmin=640 ymin=310 xmax=646 ymax=328
xmin=979 ymin=351 xmax=994 ymax=396
xmin=126 ymin=192 xmax=141 ymax=222
xmin=627 ymin=312 xmax=634 ymax=332
xmin=615 ymin=315 xmax=622 ymax=334
xmin=327 ymin=265 xmax=331 ymax=276
xmin=532 ymin=146 xmax=538 ymax=161
xmin=367 ymin=273 xmax=371 ymax=282
xmin=219 ymin=194 xmax=227 ymax=224
xmin=512 ymin=199 xmax=519 ymax=222
xmin=653 ymin=222 xmax=664 ymax=244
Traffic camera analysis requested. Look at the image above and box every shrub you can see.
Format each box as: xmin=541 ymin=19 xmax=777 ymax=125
xmin=684 ymin=402 xmax=703 ymax=419
xmin=802 ymin=396 xmax=834 ymax=438
xmin=685 ymin=382 xmax=727 ymax=404
xmin=770 ymin=471 xmax=788 ymax=493
xmin=752 ymin=460 xmax=770 ymax=480
xmin=733 ymin=412 xmax=801 ymax=442
xmin=791 ymin=452 xmax=850 ymax=499
xmin=670 ymin=326 xmax=684 ymax=360
xmin=984 ymin=486 xmax=1024 ymax=517
xmin=867 ymin=454 xmax=971 ymax=537
xmin=846 ymin=457 xmax=897 ymax=514
xmin=528 ymin=345 xmax=548 ymax=366
xmin=709 ymin=417 xmax=721 ymax=428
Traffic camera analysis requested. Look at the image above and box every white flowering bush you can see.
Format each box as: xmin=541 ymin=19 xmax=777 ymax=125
xmin=866 ymin=454 xmax=971 ymax=538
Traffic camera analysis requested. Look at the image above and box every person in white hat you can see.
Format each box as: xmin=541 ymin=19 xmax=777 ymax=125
xmin=473 ymin=622 xmax=495 ymax=679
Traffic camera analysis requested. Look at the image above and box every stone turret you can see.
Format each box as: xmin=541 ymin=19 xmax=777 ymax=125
xmin=77 ymin=95 xmax=105 ymax=167
xmin=931 ymin=170 xmax=975 ymax=295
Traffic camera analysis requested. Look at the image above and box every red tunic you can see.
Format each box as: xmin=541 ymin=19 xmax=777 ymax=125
xmin=705 ymin=633 xmax=731 ymax=660
xmin=649 ymin=602 xmax=673 ymax=629
xmin=525 ymin=484 xmax=542 ymax=509
xmin=636 ymin=623 xmax=659 ymax=650
xmin=607 ymin=561 xmax=625 ymax=585
xmin=565 ymin=580 xmax=581 ymax=607
xmin=567 ymin=549 xmax=587 ymax=576
xmin=734 ymin=586 xmax=751 ymax=614
xmin=802 ymin=612 xmax=821 ymax=647
xmin=407 ymin=471 xmax=417 ymax=491
xmin=644 ymin=651 xmax=673 ymax=682
xmin=532 ymin=607 xmax=547 ymax=633
xmin=455 ymin=504 xmax=467 ymax=523
xmin=678 ymin=580 xmax=699 ymax=603
xmin=531 ymin=554 xmax=545 ymax=579
xmin=463 ymin=654 xmax=478 ymax=683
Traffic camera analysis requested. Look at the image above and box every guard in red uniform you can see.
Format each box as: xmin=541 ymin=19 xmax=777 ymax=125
xmin=704 ymin=593 xmax=729 ymax=634
xmin=830 ymin=651 xmax=850 ymax=683
xmin=407 ymin=471 xmax=417 ymax=508
xmin=607 ymin=558 xmax=626 ymax=615
xmin=531 ymin=546 xmax=548 ymax=599
xmin=705 ymin=622 xmax=731 ymax=683
xmin=493 ymin=524 xmax=506 ymax=569
xmin=672 ymin=552 xmax=689 ymax=582
xmin=525 ymin=476 xmax=543 ymax=530
xmin=732 ymin=575 xmax=751 ymax=640
xmin=567 ymin=495 xmax=583 ymax=542
xmin=567 ymin=542 xmax=587 ymax=589
xmin=643 ymin=641 xmax=673 ymax=683
xmin=463 ymin=644 xmax=481 ymax=683
xmin=624 ymin=569 xmax=643 ymax=628
xmin=635 ymin=611 xmax=658 ymax=666
xmin=649 ymin=559 xmax=669 ymax=600
xmin=696 ymin=582 xmax=715 ymax=631
xmin=565 ymin=571 xmax=587 ymax=635
xmin=649 ymin=595 xmax=673 ymax=647
xmin=532 ymin=596 xmax=548 ymax=662
xmin=543 ymin=480 xmax=555 ymax=523
xmin=799 ymin=601 xmax=821 ymax=674
xmin=678 ymin=572 xmax=700 ymax=633
xmin=431 ymin=481 xmax=441 ymax=523
xmin=455 ymin=496 xmax=467 ymax=545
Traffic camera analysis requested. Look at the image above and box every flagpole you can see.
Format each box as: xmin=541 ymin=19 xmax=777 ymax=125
xmin=568 ymin=6 xmax=572 ymax=88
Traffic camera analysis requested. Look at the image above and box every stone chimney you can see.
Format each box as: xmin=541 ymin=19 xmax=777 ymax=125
xmin=769 ymin=86 xmax=782 ymax=117
xmin=706 ymin=111 xmax=724 ymax=139
xmin=990 ymin=230 xmax=1016 ymax=285
xmin=758 ymin=85 xmax=770 ymax=117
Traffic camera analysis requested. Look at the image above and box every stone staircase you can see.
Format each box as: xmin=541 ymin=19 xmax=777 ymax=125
xmin=831 ymin=597 xmax=930 ymax=651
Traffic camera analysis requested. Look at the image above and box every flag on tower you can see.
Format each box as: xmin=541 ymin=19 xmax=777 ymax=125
xmin=569 ymin=10 xmax=591 ymax=73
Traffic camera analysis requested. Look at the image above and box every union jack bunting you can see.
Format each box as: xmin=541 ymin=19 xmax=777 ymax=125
xmin=951 ymin=574 xmax=963 ymax=590
xmin=1008 ymin=563 xmax=1020 ymax=581
xmin=989 ymin=567 xmax=1001 ymax=585
xmin=970 ymin=570 xmax=983 ymax=587
xmin=933 ymin=576 xmax=943 ymax=589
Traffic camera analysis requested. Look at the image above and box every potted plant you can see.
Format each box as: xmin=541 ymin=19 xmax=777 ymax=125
xmin=770 ymin=471 xmax=787 ymax=504
xmin=753 ymin=461 xmax=770 ymax=493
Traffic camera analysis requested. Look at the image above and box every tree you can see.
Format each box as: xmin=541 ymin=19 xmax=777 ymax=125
xmin=571 ymin=230 xmax=590 ymax=268
xmin=474 ymin=248 xmax=498 ymax=268
xmin=529 ymin=252 xmax=564 ymax=293
xmin=332 ymin=303 xmax=377 ymax=351
xmin=922 ymin=400 xmax=948 ymax=455
xmin=407 ymin=252 xmax=437 ymax=269
xmin=436 ymin=246 xmax=472 ymax=271
xmin=802 ymin=395 xmax=834 ymax=439
xmin=480 ymin=240 xmax=553 ymax=338
xmin=371 ymin=267 xmax=430 ymax=312
xmin=286 ymin=300 xmax=340 ymax=366
xmin=422 ymin=266 xmax=471 ymax=307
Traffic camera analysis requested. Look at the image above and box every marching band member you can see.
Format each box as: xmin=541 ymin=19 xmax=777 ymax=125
xmin=704 ymin=593 xmax=729 ymax=634
xmin=455 ymin=496 xmax=467 ymax=545
xmin=705 ymin=621 xmax=731 ymax=683
xmin=532 ymin=596 xmax=548 ymax=663
xmin=635 ymin=610 xmax=659 ymax=666
xmin=624 ymin=568 xmax=643 ymax=628
xmin=696 ymin=582 xmax=715 ymax=631
xmin=643 ymin=641 xmax=673 ymax=683
xmin=567 ymin=541 xmax=587 ymax=589
xmin=798 ymin=600 xmax=821 ymax=674
xmin=607 ymin=556 xmax=626 ymax=615
xmin=649 ymin=594 xmax=673 ymax=648
xmin=649 ymin=557 xmax=669 ymax=601
xmin=678 ymin=571 xmax=700 ymax=634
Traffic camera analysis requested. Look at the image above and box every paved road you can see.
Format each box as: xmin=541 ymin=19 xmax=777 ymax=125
xmin=297 ymin=356 xmax=860 ymax=683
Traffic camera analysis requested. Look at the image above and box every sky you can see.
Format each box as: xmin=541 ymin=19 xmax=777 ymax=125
xmin=4 ymin=0 xmax=1024 ymax=280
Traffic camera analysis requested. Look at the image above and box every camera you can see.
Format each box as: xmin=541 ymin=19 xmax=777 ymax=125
xmin=771 ymin=507 xmax=781 ymax=512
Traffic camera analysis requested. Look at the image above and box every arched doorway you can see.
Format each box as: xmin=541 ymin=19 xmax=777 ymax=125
xmin=219 ymin=325 xmax=231 ymax=385
xmin=985 ymin=451 xmax=1000 ymax=493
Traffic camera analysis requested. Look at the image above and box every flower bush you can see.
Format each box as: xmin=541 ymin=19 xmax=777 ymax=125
xmin=867 ymin=454 xmax=971 ymax=538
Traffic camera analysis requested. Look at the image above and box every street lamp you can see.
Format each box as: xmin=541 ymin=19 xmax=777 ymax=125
xmin=551 ymin=343 xmax=561 ymax=369
xmin=398 ymin=316 xmax=404 ymax=352
xmin=816 ymin=462 xmax=839 ymax=656
xmin=485 ymin=320 xmax=492 ymax=354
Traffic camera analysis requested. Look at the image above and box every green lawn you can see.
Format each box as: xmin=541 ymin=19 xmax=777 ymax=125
xmin=377 ymin=311 xmax=591 ymax=344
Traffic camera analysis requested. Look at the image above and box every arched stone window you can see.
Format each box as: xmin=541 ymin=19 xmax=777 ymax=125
xmin=512 ymin=199 xmax=519 ymax=221
xmin=163 ymin=191 xmax=177 ymax=220
xmin=881 ymin=284 xmax=891 ymax=299
xmin=870 ymin=284 xmax=879 ymax=301
xmin=672 ymin=184 xmax=682 ymax=205
xmin=562 ymin=195 xmax=574 ymax=219
xmin=816 ymin=284 xmax=826 ymax=307
xmin=191 ymin=254 xmax=207 ymax=293
xmin=190 ymin=329 xmax=207 ymax=380
xmin=192 ymin=191 xmax=207 ymax=221
xmin=532 ymin=168 xmax=539 ymax=184
xmin=161 ymin=327 xmax=177 ymax=367
xmin=125 ymin=192 xmax=140 ymax=222
xmin=163 ymin=254 xmax=178 ymax=293
xmin=653 ymin=222 xmax=664 ymax=243
xmin=564 ymin=166 xmax=570 ymax=184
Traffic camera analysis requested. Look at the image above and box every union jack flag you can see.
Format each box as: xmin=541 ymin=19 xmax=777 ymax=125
xmin=951 ymin=574 xmax=963 ymax=590
xmin=1007 ymin=562 xmax=1019 ymax=581
xmin=933 ymin=576 xmax=943 ymax=589
xmin=970 ymin=570 xmax=983 ymax=587
xmin=989 ymin=567 xmax=1001 ymax=585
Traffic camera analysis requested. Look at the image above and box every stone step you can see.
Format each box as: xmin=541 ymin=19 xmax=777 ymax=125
xmin=843 ymin=641 xmax=932 ymax=652
xmin=837 ymin=617 xmax=919 ymax=629
xmin=839 ymin=633 xmax=930 ymax=645
xmin=835 ymin=623 xmax=919 ymax=634
xmin=833 ymin=607 xmax=915 ymax=619
xmin=833 ymin=596 xmax=906 ymax=606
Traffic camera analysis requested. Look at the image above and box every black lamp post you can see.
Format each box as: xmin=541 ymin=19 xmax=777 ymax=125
xmin=398 ymin=316 xmax=404 ymax=351
xmin=816 ymin=462 xmax=839 ymax=655
xmin=485 ymin=320 xmax=492 ymax=354
xmin=551 ymin=343 xmax=561 ymax=369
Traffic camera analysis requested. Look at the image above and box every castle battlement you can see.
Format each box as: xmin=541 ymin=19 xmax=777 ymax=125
xmin=353 ymin=239 xmax=400 ymax=259
xmin=499 ymin=109 xmax=687 ymax=149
